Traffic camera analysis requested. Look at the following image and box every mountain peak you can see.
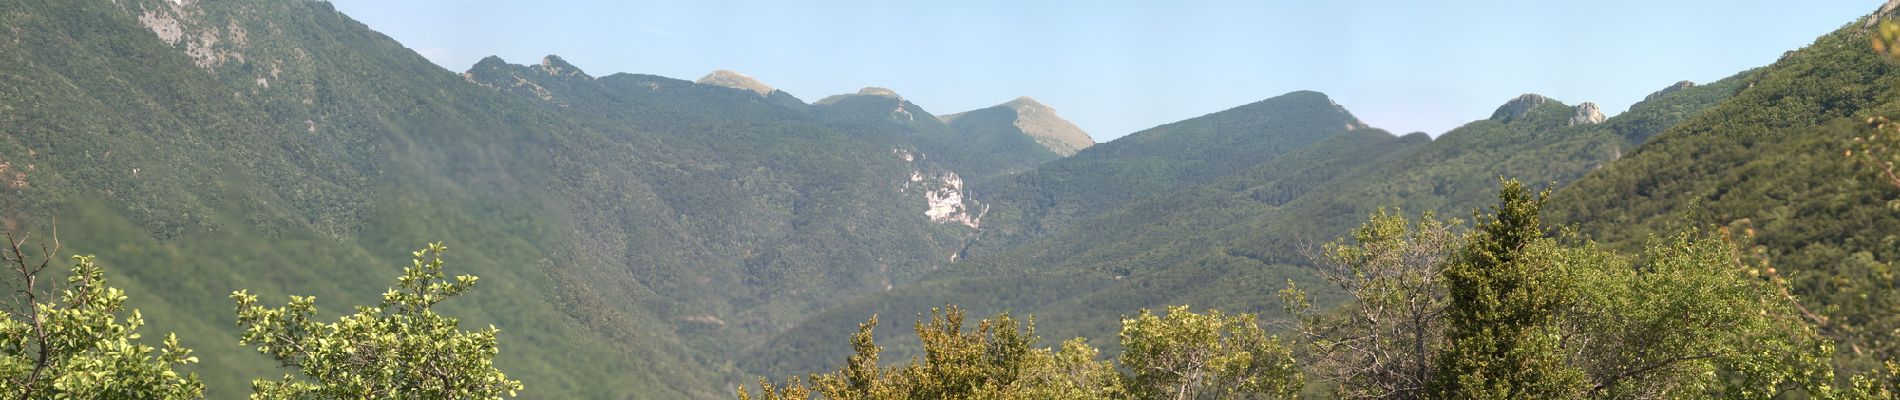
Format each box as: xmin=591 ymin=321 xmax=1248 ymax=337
xmin=1258 ymin=90 xmax=1366 ymax=130
xmin=471 ymin=55 xmax=510 ymax=71
xmin=537 ymin=55 xmax=590 ymax=79
xmin=462 ymin=55 xmax=516 ymax=84
xmin=696 ymin=70 xmax=776 ymax=95
xmin=1003 ymin=96 xmax=1045 ymax=108
xmin=1643 ymin=80 xmax=1696 ymax=102
xmin=1003 ymin=97 xmax=1092 ymax=155
xmin=1569 ymin=102 xmax=1606 ymax=126
xmin=813 ymin=87 xmax=905 ymax=106
xmin=857 ymin=87 xmax=901 ymax=98
xmin=939 ymin=96 xmax=1094 ymax=156
xmin=1490 ymin=93 xmax=1555 ymax=122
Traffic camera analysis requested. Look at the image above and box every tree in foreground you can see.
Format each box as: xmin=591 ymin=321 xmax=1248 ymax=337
xmin=1290 ymin=180 xmax=1839 ymax=399
xmin=0 ymin=233 xmax=202 ymax=399
xmin=232 ymin=242 xmax=522 ymax=399
xmin=1280 ymin=208 xmax=1458 ymax=399
xmin=1427 ymin=180 xmax=1586 ymax=398
xmin=744 ymin=305 xmax=1123 ymax=400
xmin=1119 ymin=305 xmax=1302 ymax=400
xmin=740 ymin=304 xmax=1294 ymax=400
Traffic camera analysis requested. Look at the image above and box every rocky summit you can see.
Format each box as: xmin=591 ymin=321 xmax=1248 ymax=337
xmin=1489 ymin=93 xmax=1552 ymax=122
xmin=696 ymin=69 xmax=776 ymax=95
xmin=1568 ymin=102 xmax=1605 ymax=126
xmin=1643 ymin=80 xmax=1696 ymax=102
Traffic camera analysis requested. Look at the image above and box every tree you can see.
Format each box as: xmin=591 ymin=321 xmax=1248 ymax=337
xmin=1290 ymin=184 xmax=1843 ymax=399
xmin=1119 ymin=306 xmax=1302 ymax=400
xmin=0 ymin=233 xmax=203 ymax=399
xmin=1282 ymin=208 xmax=1459 ymax=399
xmin=1847 ymin=361 xmax=1900 ymax=399
xmin=743 ymin=305 xmax=1120 ymax=400
xmin=231 ymin=242 xmax=522 ymax=399
xmin=1427 ymin=179 xmax=1586 ymax=399
xmin=806 ymin=315 xmax=896 ymax=400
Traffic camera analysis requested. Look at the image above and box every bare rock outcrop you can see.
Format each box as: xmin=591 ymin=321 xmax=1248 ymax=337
xmin=1643 ymin=80 xmax=1696 ymax=102
xmin=1490 ymin=94 xmax=1552 ymax=123
xmin=1569 ymin=102 xmax=1606 ymax=126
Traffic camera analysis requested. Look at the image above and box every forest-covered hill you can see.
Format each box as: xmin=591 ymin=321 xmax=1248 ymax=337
xmin=740 ymin=74 xmax=1752 ymax=379
xmin=0 ymin=0 xmax=1082 ymax=396
xmin=2 ymin=0 xmax=1898 ymax=397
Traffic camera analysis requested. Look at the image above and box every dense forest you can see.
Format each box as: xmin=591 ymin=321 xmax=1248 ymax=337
xmin=1 ymin=0 xmax=1898 ymax=398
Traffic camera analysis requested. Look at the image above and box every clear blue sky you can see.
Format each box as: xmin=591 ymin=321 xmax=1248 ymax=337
xmin=331 ymin=0 xmax=1878 ymax=140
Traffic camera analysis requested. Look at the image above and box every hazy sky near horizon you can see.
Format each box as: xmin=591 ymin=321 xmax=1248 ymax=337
xmin=332 ymin=0 xmax=1876 ymax=140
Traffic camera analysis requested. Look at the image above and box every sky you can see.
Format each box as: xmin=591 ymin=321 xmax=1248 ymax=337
xmin=330 ymin=0 xmax=1879 ymax=140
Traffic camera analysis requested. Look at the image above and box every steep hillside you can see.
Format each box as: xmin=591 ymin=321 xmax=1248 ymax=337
xmin=942 ymin=97 xmax=1094 ymax=156
xmin=746 ymin=79 xmax=1750 ymax=381
xmin=0 ymin=1 xmax=680 ymax=396
xmin=938 ymin=97 xmax=1094 ymax=176
xmin=1550 ymin=10 xmax=1900 ymax=369
xmin=1275 ymin=76 xmax=1749 ymax=248
xmin=0 ymin=0 xmax=992 ymax=397
xmin=962 ymin=91 xmax=1367 ymax=257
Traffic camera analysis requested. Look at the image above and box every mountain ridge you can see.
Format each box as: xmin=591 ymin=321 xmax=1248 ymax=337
xmin=697 ymin=69 xmax=777 ymax=95
xmin=940 ymin=96 xmax=1095 ymax=157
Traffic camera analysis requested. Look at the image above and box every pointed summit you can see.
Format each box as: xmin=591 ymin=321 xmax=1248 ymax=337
xmin=1490 ymin=94 xmax=1554 ymax=122
xmin=1002 ymin=96 xmax=1045 ymax=109
xmin=856 ymin=87 xmax=901 ymax=98
xmin=696 ymin=70 xmax=775 ymax=95
xmin=1643 ymin=80 xmax=1696 ymax=102
xmin=942 ymin=96 xmax=1094 ymax=156
xmin=1568 ymin=102 xmax=1605 ymax=126
xmin=461 ymin=55 xmax=521 ymax=86
xmin=1000 ymin=97 xmax=1093 ymax=155
xmin=537 ymin=55 xmax=590 ymax=79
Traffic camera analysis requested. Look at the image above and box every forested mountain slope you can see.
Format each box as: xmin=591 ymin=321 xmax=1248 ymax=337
xmin=7 ymin=0 xmax=1892 ymax=397
xmin=937 ymin=97 xmax=1095 ymax=179
xmin=744 ymin=79 xmax=1751 ymax=380
xmin=961 ymin=91 xmax=1368 ymax=258
xmin=0 ymin=0 xmax=1063 ymax=397
xmin=1550 ymin=12 xmax=1900 ymax=370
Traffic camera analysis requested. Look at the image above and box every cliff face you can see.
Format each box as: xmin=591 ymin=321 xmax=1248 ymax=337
xmin=1569 ymin=102 xmax=1605 ymax=126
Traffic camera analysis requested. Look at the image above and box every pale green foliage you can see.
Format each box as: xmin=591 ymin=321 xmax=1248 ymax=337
xmin=744 ymin=305 xmax=1124 ymax=398
xmin=1035 ymin=338 xmax=1124 ymax=399
xmin=0 ymin=249 xmax=203 ymax=399
xmin=1119 ymin=306 xmax=1302 ymax=400
xmin=893 ymin=308 xmax=1121 ymax=399
xmin=231 ymin=242 xmax=522 ymax=399
xmin=1282 ymin=208 xmax=1459 ymax=399
xmin=1845 ymin=361 xmax=1899 ymax=399
xmin=1293 ymin=183 xmax=1839 ymax=399
xmin=806 ymin=315 xmax=895 ymax=399
xmin=1559 ymin=231 xmax=1837 ymax=398
xmin=740 ymin=305 xmax=1125 ymax=400
xmin=1871 ymin=20 xmax=1900 ymax=61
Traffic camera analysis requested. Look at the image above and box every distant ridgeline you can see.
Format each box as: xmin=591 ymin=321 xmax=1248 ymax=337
xmin=0 ymin=0 xmax=1897 ymax=398
xmin=0 ymin=0 xmax=1094 ymax=397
